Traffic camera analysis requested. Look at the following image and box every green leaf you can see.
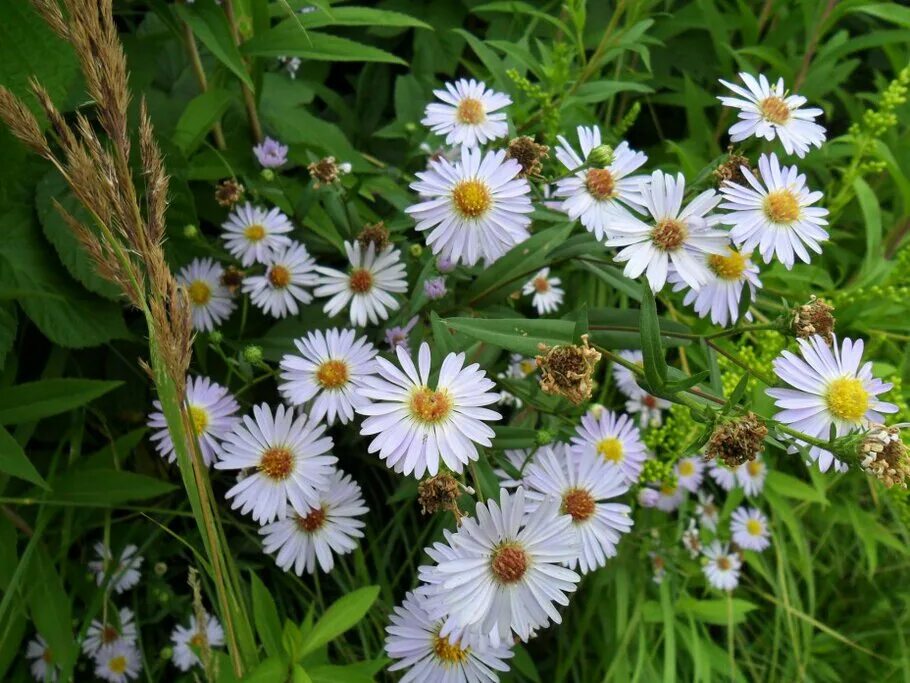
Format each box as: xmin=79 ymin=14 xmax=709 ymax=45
xmin=853 ymin=177 xmax=882 ymax=280
xmin=28 ymin=547 xmax=76 ymax=672
xmin=431 ymin=311 xmax=458 ymax=355
xmin=250 ymin=571 xmax=285 ymax=659
xmin=244 ymin=28 xmax=406 ymax=64
xmin=175 ymin=1 xmax=254 ymax=89
xmin=173 ymin=89 xmax=233 ymax=154
xmin=639 ymin=282 xmax=667 ymax=391
xmin=244 ymin=658 xmax=290 ymax=683
xmin=283 ymin=6 xmax=431 ymax=29
xmin=0 ymin=425 xmax=47 ymax=488
xmin=766 ymin=470 xmax=828 ymax=505
xmin=569 ymin=79 xmax=653 ymax=104
xmin=853 ymin=3 xmax=910 ymax=28
xmin=444 ymin=318 xmax=575 ymax=357
xmin=308 ymin=662 xmax=382 ymax=683
xmin=0 ymin=305 xmax=16 ymax=371
xmin=0 ymin=379 xmax=121 ymax=425
xmin=302 ymin=585 xmax=379 ymax=656
xmin=676 ymin=597 xmax=758 ymax=625
xmin=47 ymin=469 xmax=177 ymax=505
xmin=492 ymin=426 xmax=539 ymax=450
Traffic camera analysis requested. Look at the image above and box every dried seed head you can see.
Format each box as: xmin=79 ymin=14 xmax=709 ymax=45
xmin=357 ymin=221 xmax=390 ymax=252
xmin=705 ymin=413 xmax=768 ymax=467
xmin=308 ymin=156 xmax=342 ymax=188
xmin=417 ymin=473 xmax=461 ymax=516
xmin=713 ymin=149 xmax=754 ymax=188
xmin=791 ymin=296 xmax=835 ymax=345
xmin=860 ymin=424 xmax=910 ymax=489
xmin=220 ymin=265 xmax=244 ymax=295
xmin=535 ymin=334 xmax=602 ymax=405
xmin=215 ymin=179 xmax=244 ymax=207
xmin=505 ymin=136 xmax=549 ymax=178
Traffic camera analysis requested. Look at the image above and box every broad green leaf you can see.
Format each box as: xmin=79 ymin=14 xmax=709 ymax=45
xmin=853 ymin=177 xmax=882 ymax=280
xmin=47 ymin=469 xmax=176 ymax=505
xmin=853 ymin=3 xmax=910 ymax=28
xmin=28 ymin=547 xmax=76 ymax=673
xmin=676 ymin=597 xmax=758 ymax=625
xmin=444 ymin=318 xmax=575 ymax=357
xmin=0 ymin=379 xmax=121 ymax=425
xmin=492 ymin=426 xmax=538 ymax=450
xmin=244 ymin=28 xmax=405 ymax=64
xmin=766 ymin=470 xmax=827 ymax=505
xmin=302 ymin=585 xmax=380 ymax=656
xmin=175 ymin=1 xmax=254 ymax=89
xmin=431 ymin=311 xmax=459 ymax=355
xmin=0 ymin=425 xmax=47 ymax=488
xmin=293 ymin=664 xmax=314 ymax=683
xmin=639 ymin=282 xmax=667 ymax=390
xmin=173 ymin=89 xmax=233 ymax=154
xmin=244 ymin=658 xmax=290 ymax=682
xmin=250 ymin=571 xmax=285 ymax=659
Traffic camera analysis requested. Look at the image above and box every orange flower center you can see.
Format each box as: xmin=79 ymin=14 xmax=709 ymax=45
xmin=585 ymin=168 xmax=616 ymax=200
xmin=316 ymin=359 xmax=349 ymax=389
xmin=268 ymin=264 xmax=291 ymax=288
xmin=188 ymin=280 xmax=212 ymax=306
xmin=451 ymin=179 xmax=492 ymax=218
xmin=244 ymin=223 xmax=266 ymax=242
xmin=101 ymin=625 xmax=119 ymax=644
xmin=717 ymin=556 xmax=732 ymax=570
xmin=349 ymin=267 xmax=373 ymax=293
xmin=651 ymin=218 xmax=688 ymax=251
xmin=760 ymin=96 xmax=791 ymax=124
xmin=189 ymin=632 xmax=206 ymax=648
xmin=763 ymin=190 xmax=800 ymax=223
xmin=456 ymin=97 xmax=485 ymax=124
xmin=533 ymin=276 xmax=550 ymax=293
xmin=490 ymin=543 xmax=528 ymax=584
xmin=562 ymin=488 xmax=596 ymax=522
xmin=258 ymin=447 xmax=294 ymax=480
xmin=409 ymin=387 xmax=453 ymax=424
xmin=295 ymin=506 xmax=327 ymax=533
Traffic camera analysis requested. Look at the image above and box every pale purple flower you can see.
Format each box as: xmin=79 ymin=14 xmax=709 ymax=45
xmin=436 ymin=256 xmax=456 ymax=273
xmin=637 ymin=487 xmax=659 ymax=508
xmin=385 ymin=316 xmax=418 ymax=352
xmin=253 ymin=137 xmax=289 ymax=169
xmin=423 ymin=276 xmax=447 ymax=300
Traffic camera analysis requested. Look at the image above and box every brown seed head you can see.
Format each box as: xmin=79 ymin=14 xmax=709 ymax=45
xmin=791 ymin=296 xmax=835 ymax=345
xmin=417 ymin=473 xmax=461 ymax=515
xmin=308 ymin=156 xmax=340 ymax=188
xmin=505 ymin=136 xmax=549 ymax=178
xmin=860 ymin=424 xmax=910 ymax=489
xmin=705 ymin=413 xmax=768 ymax=467
xmin=536 ymin=334 xmax=602 ymax=405
xmin=220 ymin=265 xmax=244 ymax=294
xmin=357 ymin=221 xmax=390 ymax=252
xmin=215 ymin=178 xmax=244 ymax=207
xmin=714 ymin=149 xmax=754 ymax=188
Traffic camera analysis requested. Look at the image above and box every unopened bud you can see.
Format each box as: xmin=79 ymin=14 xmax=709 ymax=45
xmin=242 ymin=345 xmax=264 ymax=365
xmin=260 ymin=168 xmax=275 ymax=182
xmin=183 ymin=224 xmax=198 ymax=239
xmin=409 ymin=244 xmax=423 ymax=258
xmin=587 ymin=144 xmax=614 ymax=167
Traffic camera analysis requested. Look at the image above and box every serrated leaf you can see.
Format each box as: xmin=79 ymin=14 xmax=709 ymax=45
xmin=444 ymin=318 xmax=575 ymax=357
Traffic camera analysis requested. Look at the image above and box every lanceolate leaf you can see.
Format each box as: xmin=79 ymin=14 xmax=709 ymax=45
xmin=639 ymin=282 xmax=668 ymax=391
xmin=0 ymin=379 xmax=122 ymax=425
xmin=175 ymin=1 xmax=254 ymax=89
xmin=47 ymin=470 xmax=176 ymax=505
xmin=243 ymin=28 xmax=406 ymax=64
xmin=444 ymin=317 xmax=575 ymax=357
xmin=0 ymin=425 xmax=48 ymax=489
xmin=301 ymin=586 xmax=379 ymax=656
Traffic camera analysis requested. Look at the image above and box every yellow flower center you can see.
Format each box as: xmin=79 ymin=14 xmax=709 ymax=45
xmin=746 ymin=519 xmax=764 ymax=536
xmin=708 ymin=250 xmax=747 ymax=280
xmin=409 ymin=387 xmax=453 ymax=424
xmin=295 ymin=506 xmax=327 ymax=533
xmin=316 ymin=359 xmax=349 ymax=389
xmin=763 ymin=189 xmax=800 ymax=224
xmin=651 ymin=218 xmax=688 ymax=251
xmin=717 ymin=556 xmax=732 ymax=571
xmin=490 ymin=543 xmax=528 ymax=584
xmin=760 ymin=96 xmax=791 ymax=124
xmin=258 ymin=447 xmax=294 ymax=480
xmin=455 ymin=97 xmax=485 ymax=125
xmin=432 ymin=633 xmax=470 ymax=664
xmin=585 ymin=168 xmax=616 ymax=200
xmin=678 ymin=460 xmax=695 ymax=477
xmin=189 ymin=632 xmax=206 ymax=648
xmin=188 ymin=280 xmax=212 ymax=306
xmin=533 ymin=276 xmax=550 ymax=293
xmin=451 ymin=179 xmax=492 ymax=218
xmin=519 ymin=359 xmax=536 ymax=375
xmin=244 ymin=223 xmax=266 ymax=242
xmin=189 ymin=405 xmax=209 ymax=434
xmin=596 ymin=437 xmax=624 ymax=463
xmin=746 ymin=460 xmax=763 ymax=477
xmin=349 ymin=267 xmax=373 ymax=294
xmin=825 ymin=377 xmax=869 ymax=422
xmin=268 ymin=264 xmax=291 ymax=289
xmin=562 ymin=488 xmax=596 ymax=522
xmin=108 ymin=655 xmax=127 ymax=674
xmin=660 ymin=482 xmax=677 ymax=496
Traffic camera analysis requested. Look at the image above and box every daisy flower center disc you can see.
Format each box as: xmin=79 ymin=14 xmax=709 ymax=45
xmin=760 ymin=96 xmax=791 ymax=124
xmin=490 ymin=543 xmax=528 ymax=584
xmin=596 ymin=437 xmax=624 ymax=463
xmin=585 ymin=168 xmax=616 ymax=200
xmin=763 ymin=189 xmax=800 ymax=223
xmin=189 ymin=633 xmax=206 ymax=648
xmin=268 ymin=265 xmax=291 ymax=288
xmin=258 ymin=447 xmax=295 ymax=481
xmin=316 ymin=359 xmax=349 ymax=389
xmin=825 ymin=377 xmax=870 ymax=422
xmin=451 ymin=179 xmax=492 ymax=218
xmin=717 ymin=556 xmax=732 ymax=571
xmin=746 ymin=460 xmax=763 ymax=476
xmin=188 ymin=280 xmax=212 ymax=305
xmin=42 ymin=649 xmax=53 ymax=664
xmin=562 ymin=488 xmax=596 ymax=522
xmin=101 ymin=626 xmax=119 ymax=644
xmin=295 ymin=506 xmax=327 ymax=533
xmin=651 ymin=218 xmax=688 ymax=251
xmin=708 ymin=252 xmax=747 ymax=280
xmin=409 ymin=387 xmax=453 ymax=424
xmin=455 ymin=97 xmax=485 ymax=124
xmin=678 ymin=460 xmax=695 ymax=476
xmin=533 ymin=276 xmax=550 ymax=293
xmin=244 ymin=223 xmax=266 ymax=242
xmin=746 ymin=519 xmax=764 ymax=536
xmin=349 ymin=267 xmax=374 ymax=293
xmin=109 ymin=656 xmax=127 ymax=674
xmin=660 ymin=482 xmax=677 ymax=496
xmin=432 ymin=633 xmax=470 ymax=664
xmin=189 ymin=405 xmax=209 ymax=433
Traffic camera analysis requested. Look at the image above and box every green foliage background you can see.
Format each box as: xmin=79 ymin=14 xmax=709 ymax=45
xmin=1 ymin=0 xmax=910 ymax=681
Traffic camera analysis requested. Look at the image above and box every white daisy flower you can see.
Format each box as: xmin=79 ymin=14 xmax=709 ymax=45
xmin=242 ymin=241 xmax=318 ymax=318
xmin=148 ymin=375 xmax=240 ymax=467
xmin=612 ymin=350 xmax=645 ymax=398
xmin=421 ymin=78 xmax=511 ymax=148
xmin=767 ymin=335 xmax=898 ymax=472
xmin=94 ymin=642 xmax=141 ymax=683
xmin=177 ymin=258 xmax=236 ymax=332
xmin=569 ymin=408 xmax=648 ymax=484
xmin=385 ymin=590 xmax=514 ymax=683
xmin=502 ymin=353 xmax=537 ymax=379
xmin=637 ymin=487 xmax=659 ymax=508
xmin=221 ymin=202 xmax=293 ymax=266
xmin=718 ymin=72 xmax=826 ymax=158
xmin=654 ymin=481 xmax=684 ymax=512
xmin=260 ymin=469 xmax=367 ymax=575
xmin=606 ymin=171 xmax=729 ymax=292
xmin=675 ymin=456 xmax=705 ymax=493
xmin=669 ymin=247 xmax=762 ymax=327
xmin=708 ymin=461 xmax=739 ymax=491
xmin=524 ymin=445 xmax=633 ymax=573
xmin=521 ymin=267 xmax=564 ymax=315
xmin=314 ymin=241 xmax=407 ymax=327
xmin=357 ymin=342 xmax=501 ymax=478
xmin=494 ymin=448 xmax=538 ymax=489
xmin=553 ymin=127 xmax=648 ymax=240
xmin=82 ymin=607 xmax=137 ymax=657
xmin=26 ymin=634 xmax=58 ymax=683
xmin=278 ymin=328 xmax=378 ymax=425
xmin=696 ymin=492 xmax=719 ymax=531
xmin=89 ymin=543 xmax=143 ymax=594
xmin=406 ymin=147 xmax=532 ymax=267
xmin=170 ymin=613 xmax=225 ymax=672
xmin=736 ymin=455 xmax=768 ymax=496
xmin=423 ymin=488 xmax=580 ymax=645
xmin=682 ymin=519 xmax=702 ymax=558
xmin=214 ymin=404 xmax=337 ymax=524
xmin=702 ymin=541 xmax=742 ymax=591
xmin=731 ymin=506 xmax=771 ymax=552
xmin=719 ymin=153 xmax=829 ymax=268
xmin=625 ymin=392 xmax=671 ymax=427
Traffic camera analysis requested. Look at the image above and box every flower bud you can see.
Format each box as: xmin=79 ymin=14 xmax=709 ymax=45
xmin=260 ymin=168 xmax=275 ymax=182
xmin=587 ymin=144 xmax=614 ymax=167
xmin=182 ymin=224 xmax=198 ymax=239
xmin=409 ymin=244 xmax=423 ymax=258
xmin=242 ymin=345 xmax=264 ymax=365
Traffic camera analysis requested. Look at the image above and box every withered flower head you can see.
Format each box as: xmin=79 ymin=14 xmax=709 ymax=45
xmin=506 ymin=136 xmax=549 ymax=178
xmin=705 ymin=412 xmax=767 ymax=467
xmin=791 ymin=296 xmax=835 ymax=345
xmin=417 ymin=473 xmax=461 ymax=516
xmin=357 ymin=221 xmax=390 ymax=252
xmin=215 ymin=178 xmax=245 ymax=207
xmin=713 ymin=148 xmax=753 ymax=188
xmin=535 ymin=334 xmax=602 ymax=405
xmin=860 ymin=424 xmax=910 ymax=489
xmin=308 ymin=156 xmax=342 ymax=188
xmin=219 ymin=265 xmax=244 ymax=295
